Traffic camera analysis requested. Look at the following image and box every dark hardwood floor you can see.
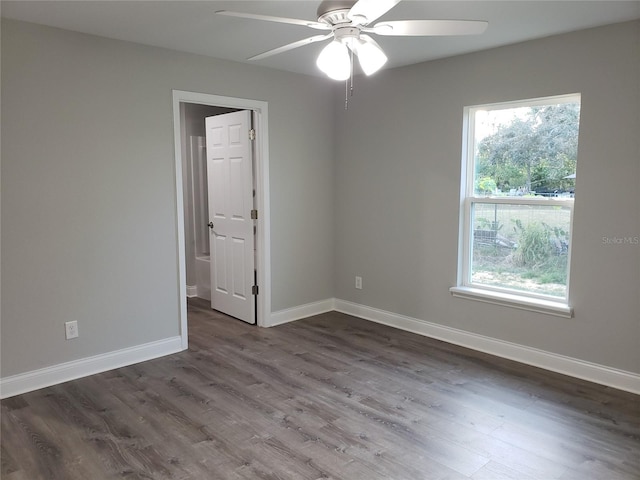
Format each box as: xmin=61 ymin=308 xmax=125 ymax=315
xmin=2 ymin=298 xmax=639 ymax=479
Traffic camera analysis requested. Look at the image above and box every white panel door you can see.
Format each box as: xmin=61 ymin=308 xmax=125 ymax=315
xmin=205 ymin=110 xmax=255 ymax=324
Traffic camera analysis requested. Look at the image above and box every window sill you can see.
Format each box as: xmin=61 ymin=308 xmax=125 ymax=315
xmin=449 ymin=286 xmax=573 ymax=318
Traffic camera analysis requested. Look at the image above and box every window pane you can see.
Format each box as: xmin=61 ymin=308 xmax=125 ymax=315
xmin=470 ymin=203 xmax=571 ymax=298
xmin=473 ymin=102 xmax=580 ymax=197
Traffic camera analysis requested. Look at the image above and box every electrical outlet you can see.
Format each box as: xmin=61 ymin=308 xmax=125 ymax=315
xmin=65 ymin=321 xmax=79 ymax=340
xmin=355 ymin=276 xmax=362 ymax=290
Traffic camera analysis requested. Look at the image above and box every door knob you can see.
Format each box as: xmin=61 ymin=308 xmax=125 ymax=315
xmin=207 ymin=222 xmax=214 ymax=229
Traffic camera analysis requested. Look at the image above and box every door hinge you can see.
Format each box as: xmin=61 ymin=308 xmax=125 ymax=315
xmin=252 ymin=285 xmax=259 ymax=295
xmin=249 ymin=129 xmax=256 ymax=141
xmin=251 ymin=209 xmax=258 ymax=220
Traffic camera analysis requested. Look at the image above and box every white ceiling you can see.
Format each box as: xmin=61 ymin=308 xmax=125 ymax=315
xmin=2 ymin=1 xmax=639 ymax=78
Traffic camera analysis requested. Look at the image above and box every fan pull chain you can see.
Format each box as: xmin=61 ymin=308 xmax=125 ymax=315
xmin=345 ymin=47 xmax=355 ymax=110
xmin=345 ymin=77 xmax=349 ymax=110
xmin=350 ymin=47 xmax=355 ymax=97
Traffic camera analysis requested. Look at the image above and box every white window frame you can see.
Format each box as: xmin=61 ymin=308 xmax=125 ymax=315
xmin=450 ymin=94 xmax=580 ymax=318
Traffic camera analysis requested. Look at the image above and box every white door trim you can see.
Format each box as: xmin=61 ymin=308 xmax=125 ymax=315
xmin=172 ymin=90 xmax=271 ymax=348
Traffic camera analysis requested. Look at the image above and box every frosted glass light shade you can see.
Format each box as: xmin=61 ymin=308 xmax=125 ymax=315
xmin=355 ymin=36 xmax=387 ymax=76
xmin=316 ymin=40 xmax=351 ymax=81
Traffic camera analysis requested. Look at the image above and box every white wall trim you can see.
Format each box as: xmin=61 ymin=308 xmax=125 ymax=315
xmin=334 ymin=299 xmax=640 ymax=394
xmin=268 ymin=298 xmax=336 ymax=327
xmin=186 ymin=285 xmax=198 ymax=298
xmin=4 ymin=299 xmax=637 ymax=397
xmin=0 ymin=336 xmax=183 ymax=399
xmin=450 ymin=286 xmax=573 ymax=318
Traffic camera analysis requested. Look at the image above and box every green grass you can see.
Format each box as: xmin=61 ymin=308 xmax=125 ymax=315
xmin=471 ymin=204 xmax=570 ymax=297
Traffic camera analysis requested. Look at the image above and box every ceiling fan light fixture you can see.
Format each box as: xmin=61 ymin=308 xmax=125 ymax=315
xmin=354 ymin=36 xmax=387 ymax=75
xmin=316 ymin=40 xmax=351 ymax=80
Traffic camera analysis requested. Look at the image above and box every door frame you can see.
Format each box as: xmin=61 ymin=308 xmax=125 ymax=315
xmin=172 ymin=90 xmax=271 ymax=348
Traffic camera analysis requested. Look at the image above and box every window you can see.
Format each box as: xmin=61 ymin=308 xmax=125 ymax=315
xmin=451 ymin=94 xmax=581 ymax=317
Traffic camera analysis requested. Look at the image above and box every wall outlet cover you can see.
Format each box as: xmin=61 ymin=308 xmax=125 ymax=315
xmin=65 ymin=321 xmax=79 ymax=340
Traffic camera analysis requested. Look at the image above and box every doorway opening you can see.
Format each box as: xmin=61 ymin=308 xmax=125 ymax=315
xmin=172 ymin=91 xmax=271 ymax=347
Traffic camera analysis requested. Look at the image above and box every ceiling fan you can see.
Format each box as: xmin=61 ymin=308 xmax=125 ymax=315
xmin=216 ymin=0 xmax=488 ymax=81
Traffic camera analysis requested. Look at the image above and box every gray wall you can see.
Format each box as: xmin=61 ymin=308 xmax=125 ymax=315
xmin=2 ymin=18 xmax=638 ymax=381
xmin=334 ymin=21 xmax=640 ymax=373
xmin=1 ymin=19 xmax=335 ymax=377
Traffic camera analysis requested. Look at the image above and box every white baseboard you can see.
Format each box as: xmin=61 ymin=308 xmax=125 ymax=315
xmin=269 ymin=298 xmax=336 ymax=327
xmin=334 ymin=299 xmax=640 ymax=395
xmin=196 ymin=286 xmax=211 ymax=301
xmin=186 ymin=285 xmax=198 ymax=297
xmin=4 ymin=300 xmax=637 ymax=398
xmin=0 ymin=336 xmax=184 ymax=399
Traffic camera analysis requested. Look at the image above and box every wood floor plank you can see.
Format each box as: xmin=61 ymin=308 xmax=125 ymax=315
xmin=2 ymin=298 xmax=639 ymax=479
xmin=471 ymin=460 xmax=538 ymax=480
xmin=0 ymin=443 xmax=19 ymax=476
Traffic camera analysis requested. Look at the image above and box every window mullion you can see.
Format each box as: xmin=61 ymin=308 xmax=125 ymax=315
xmin=469 ymin=196 xmax=574 ymax=208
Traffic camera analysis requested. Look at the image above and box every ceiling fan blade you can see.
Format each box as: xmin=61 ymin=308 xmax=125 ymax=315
xmin=215 ymin=11 xmax=330 ymax=30
xmin=248 ymin=34 xmax=333 ymax=61
xmin=371 ymin=20 xmax=488 ymax=36
xmin=347 ymin=0 xmax=402 ymax=25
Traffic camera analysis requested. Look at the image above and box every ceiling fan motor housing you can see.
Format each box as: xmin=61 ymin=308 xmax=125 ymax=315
xmin=317 ymin=1 xmax=357 ymax=25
